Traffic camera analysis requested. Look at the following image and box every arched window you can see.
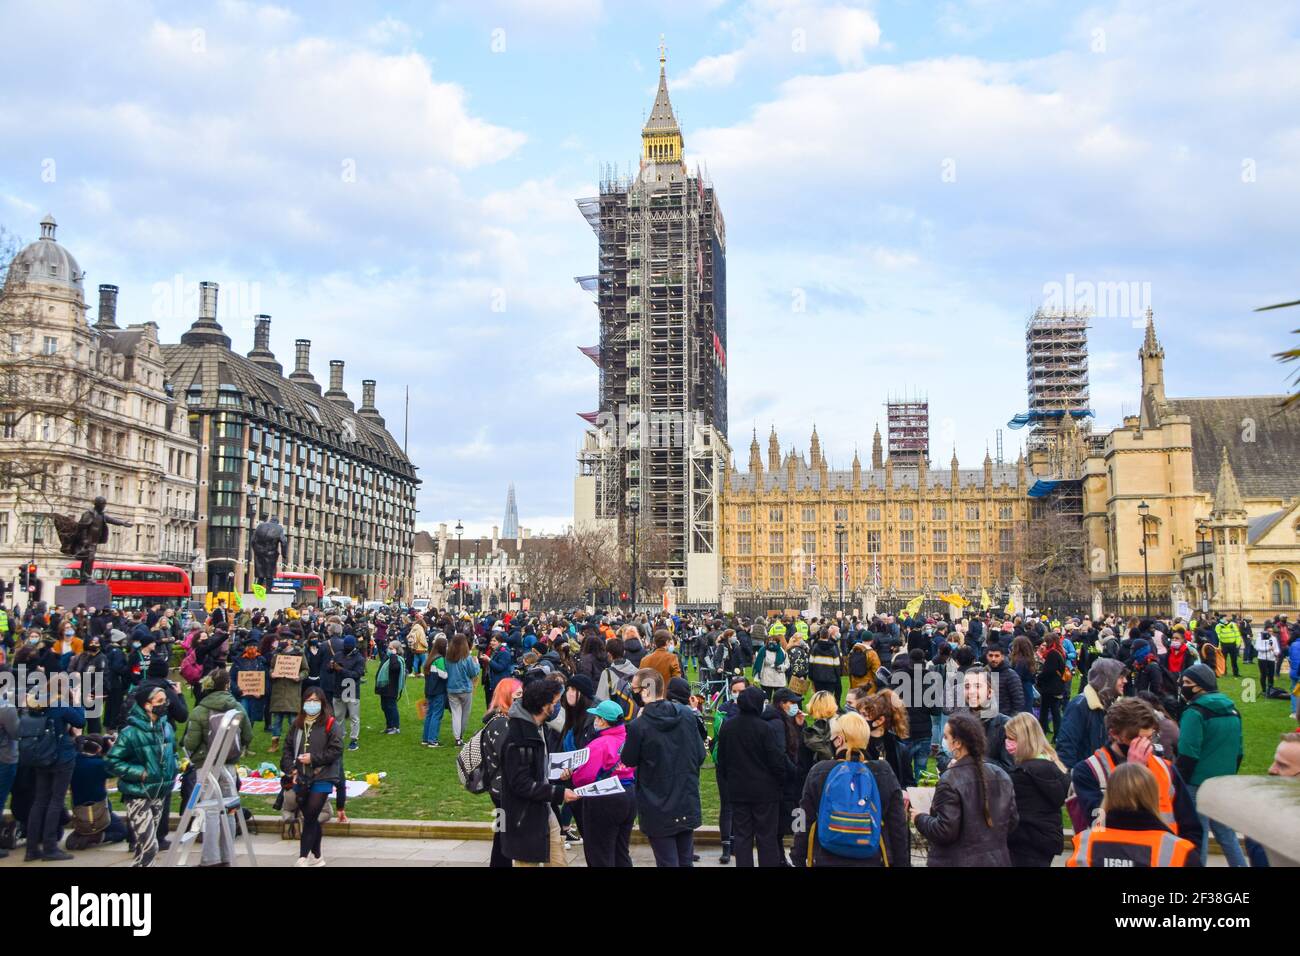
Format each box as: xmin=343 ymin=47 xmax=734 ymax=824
xmin=1271 ymin=572 xmax=1297 ymax=607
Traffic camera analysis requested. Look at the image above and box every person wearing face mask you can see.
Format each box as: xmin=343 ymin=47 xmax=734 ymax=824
xmin=267 ymin=634 xmax=308 ymax=752
xmin=1068 ymin=697 xmax=1202 ymax=849
xmin=622 ymin=668 xmax=707 ymax=867
xmin=500 ymin=675 xmax=576 ymax=867
xmin=641 ymin=630 xmax=683 ymax=690
xmin=1067 ymin=763 xmax=1200 ymax=867
xmin=1004 ymin=712 xmax=1070 ymax=867
xmin=183 ymin=668 xmax=251 ymax=866
xmin=1057 ymin=658 xmax=1128 ymax=771
xmin=713 ymin=686 xmax=791 ymax=867
xmin=105 ymin=685 xmax=176 ymax=866
xmin=1162 ymin=627 xmax=1198 ymax=682
xmin=282 ymin=687 xmax=343 ymax=866
xmin=479 ymin=677 xmax=523 ymax=868
xmin=568 ymin=699 xmax=637 ymax=867
xmin=753 ymin=629 xmax=789 ymax=701
xmin=1176 ymin=663 xmax=1246 ymax=867
xmin=793 ymin=711 xmax=909 ymax=868
xmin=71 ymin=636 xmax=110 ymax=734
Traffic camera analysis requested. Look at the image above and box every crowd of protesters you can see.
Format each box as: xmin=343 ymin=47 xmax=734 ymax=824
xmin=0 ymin=592 xmax=1294 ymax=868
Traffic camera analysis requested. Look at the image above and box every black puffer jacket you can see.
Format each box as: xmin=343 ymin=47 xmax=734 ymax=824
xmin=915 ymin=758 xmax=1018 ymax=867
xmin=622 ymin=699 xmax=706 ymax=837
xmin=1007 ymin=757 xmax=1070 ymax=866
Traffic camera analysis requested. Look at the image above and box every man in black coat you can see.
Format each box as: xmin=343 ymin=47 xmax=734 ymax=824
xmin=622 ymin=668 xmax=707 ymax=867
xmin=500 ymin=675 xmax=573 ymax=866
xmin=714 ymin=686 xmax=792 ymax=867
xmin=984 ymin=642 xmax=1026 ymax=715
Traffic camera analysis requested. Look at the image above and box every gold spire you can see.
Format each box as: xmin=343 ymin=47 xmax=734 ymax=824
xmin=642 ymin=39 xmax=684 ymax=166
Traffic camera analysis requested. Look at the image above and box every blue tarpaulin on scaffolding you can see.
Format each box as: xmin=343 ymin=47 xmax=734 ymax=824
xmin=1028 ymin=479 xmax=1063 ymax=498
xmin=1007 ymin=409 xmax=1095 ymax=429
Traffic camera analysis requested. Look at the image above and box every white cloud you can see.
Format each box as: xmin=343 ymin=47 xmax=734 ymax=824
xmin=676 ymin=50 xmax=746 ymax=89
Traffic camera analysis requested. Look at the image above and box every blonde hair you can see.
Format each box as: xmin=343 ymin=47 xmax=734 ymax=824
xmin=1005 ymin=712 xmax=1066 ymax=772
xmin=807 ymin=691 xmax=839 ymax=721
xmin=1102 ymin=763 xmax=1160 ymax=816
xmin=830 ymin=711 xmax=870 ymax=755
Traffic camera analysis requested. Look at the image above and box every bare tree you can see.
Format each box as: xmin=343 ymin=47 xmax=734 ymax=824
xmin=1015 ymin=498 xmax=1090 ymax=605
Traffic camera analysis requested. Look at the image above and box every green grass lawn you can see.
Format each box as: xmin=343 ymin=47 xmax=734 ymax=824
xmin=195 ymin=658 xmax=1292 ymax=822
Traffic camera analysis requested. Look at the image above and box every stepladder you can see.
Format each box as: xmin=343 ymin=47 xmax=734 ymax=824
xmin=164 ymin=709 xmax=258 ymax=867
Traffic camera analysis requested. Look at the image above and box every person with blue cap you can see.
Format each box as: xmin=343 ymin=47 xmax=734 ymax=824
xmin=569 ymin=699 xmax=637 ymax=867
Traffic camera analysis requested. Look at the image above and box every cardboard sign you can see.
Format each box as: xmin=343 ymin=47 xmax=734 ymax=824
xmin=237 ymin=670 xmax=266 ymax=698
xmin=271 ymin=655 xmax=301 ymax=680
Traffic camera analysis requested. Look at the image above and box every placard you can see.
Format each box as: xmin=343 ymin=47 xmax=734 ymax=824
xmin=237 ymin=670 xmax=266 ymax=697
xmin=272 ymin=655 xmax=302 ymax=680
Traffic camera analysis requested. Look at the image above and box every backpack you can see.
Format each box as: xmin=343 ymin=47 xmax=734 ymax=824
xmin=607 ymin=673 xmax=641 ymax=722
xmin=18 ymin=710 xmax=59 ymax=769
xmin=849 ymin=649 xmax=869 ymax=679
xmin=457 ymin=721 xmax=494 ymax=794
xmin=813 ymin=761 xmax=886 ymax=863
xmin=789 ymin=645 xmax=810 ymax=679
xmin=180 ymin=633 xmax=204 ymax=684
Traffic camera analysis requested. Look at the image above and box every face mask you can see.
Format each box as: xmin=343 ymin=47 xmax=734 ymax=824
xmin=303 ymin=701 xmax=322 ymax=717
xmin=549 ymin=700 xmax=562 ymax=721
xmin=64 ymin=631 xmax=75 ymax=639
xmin=784 ymin=703 xmax=799 ymax=717
xmin=1005 ymin=738 xmax=1018 ymax=755
xmin=132 ymin=641 xmax=141 ymax=649
xmin=89 ymin=645 xmax=100 ymax=654
xmin=1180 ymin=684 xmax=1197 ymax=701
xmin=1171 ymin=640 xmax=1183 ymax=649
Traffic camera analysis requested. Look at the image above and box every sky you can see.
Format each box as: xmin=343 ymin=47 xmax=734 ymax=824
xmin=2 ymin=0 xmax=1298 ymax=538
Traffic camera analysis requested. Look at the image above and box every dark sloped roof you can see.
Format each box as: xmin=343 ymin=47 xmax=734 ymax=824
xmin=1166 ymin=396 xmax=1300 ymax=499
xmin=413 ymin=530 xmax=435 ymax=553
xmin=162 ymin=341 xmax=416 ymax=480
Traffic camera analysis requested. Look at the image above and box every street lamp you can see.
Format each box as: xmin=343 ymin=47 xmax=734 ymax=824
xmin=1196 ymin=519 xmax=1210 ymax=613
xmin=835 ymin=522 xmax=846 ymax=611
xmin=1137 ymin=501 xmax=1152 ymax=618
xmin=628 ymin=499 xmax=640 ymax=610
xmin=454 ymin=520 xmax=464 ymax=613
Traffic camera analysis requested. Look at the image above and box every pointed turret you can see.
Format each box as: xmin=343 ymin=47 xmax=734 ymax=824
xmin=852 ymin=447 xmax=862 ymax=490
xmin=768 ymin=426 xmax=780 ymax=472
xmin=1139 ymin=306 xmax=1167 ymax=425
xmin=749 ymin=428 xmax=763 ymax=474
xmin=1211 ymin=446 xmax=1246 ymax=516
xmin=641 ymin=37 xmax=685 ymax=178
xmin=871 ymin=423 xmax=883 ymax=469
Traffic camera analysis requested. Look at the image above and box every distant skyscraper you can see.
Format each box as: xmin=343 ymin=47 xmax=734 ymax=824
xmin=503 ymin=483 xmax=519 ymax=539
xmin=573 ymin=41 xmax=730 ymax=600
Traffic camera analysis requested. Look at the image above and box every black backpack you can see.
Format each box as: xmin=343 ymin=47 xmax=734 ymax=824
xmin=849 ymin=649 xmax=870 ymax=678
xmin=18 ymin=710 xmax=58 ymax=769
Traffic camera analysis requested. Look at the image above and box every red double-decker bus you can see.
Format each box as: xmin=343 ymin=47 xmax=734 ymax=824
xmin=61 ymin=562 xmax=192 ymax=610
xmin=272 ymin=572 xmax=324 ymax=604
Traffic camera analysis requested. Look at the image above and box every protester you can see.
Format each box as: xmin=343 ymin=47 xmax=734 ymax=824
xmin=1004 ymin=712 xmax=1070 ymax=867
xmin=105 ymin=685 xmax=174 ymax=867
xmin=714 ymin=685 xmax=790 ymax=866
xmin=375 ymin=640 xmax=407 ymax=734
xmin=569 ymin=699 xmax=637 ymax=867
xmin=281 ymin=687 xmax=344 ymax=866
xmin=267 ymin=634 xmax=308 ymax=752
xmin=1177 ymin=663 xmax=1246 ymax=867
xmin=622 ymin=668 xmax=707 ymax=867
xmin=182 ymin=668 xmax=251 ymax=866
xmin=479 ymin=677 xmax=523 ymax=868
xmin=912 ymin=712 xmax=1017 ymax=867
xmin=445 ymin=633 xmax=482 ymax=747
xmin=501 ymin=675 xmax=574 ymax=867
xmin=1057 ymin=658 xmax=1127 ymax=770
xmin=792 ymin=711 xmax=909 ymax=867
xmin=421 ymin=636 xmax=450 ymax=747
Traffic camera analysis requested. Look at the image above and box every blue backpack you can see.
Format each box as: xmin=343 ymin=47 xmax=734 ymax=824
xmin=814 ymin=761 xmax=886 ymax=863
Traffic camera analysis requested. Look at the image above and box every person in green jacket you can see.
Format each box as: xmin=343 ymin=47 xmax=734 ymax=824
xmin=1214 ymin=616 xmax=1242 ymax=677
xmin=106 ymin=686 xmax=178 ymax=867
xmin=183 ymin=668 xmax=252 ymax=866
xmin=1177 ymin=663 xmax=1246 ymax=867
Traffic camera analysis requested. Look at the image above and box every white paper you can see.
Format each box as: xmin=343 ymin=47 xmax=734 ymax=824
xmin=548 ymin=748 xmax=590 ymax=780
xmin=906 ymin=786 xmax=935 ymax=815
xmin=574 ymin=776 xmax=625 ymax=797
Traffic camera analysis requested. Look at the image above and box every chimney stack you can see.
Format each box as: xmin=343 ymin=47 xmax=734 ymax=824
xmin=95 ymin=284 xmax=119 ymax=330
xmin=325 ymin=360 xmax=354 ymax=410
xmin=247 ymin=314 xmax=283 ymax=374
xmin=288 ymin=338 xmax=321 ymax=393
xmin=358 ymin=378 xmax=384 ymax=426
xmin=180 ymin=280 xmax=232 ymax=348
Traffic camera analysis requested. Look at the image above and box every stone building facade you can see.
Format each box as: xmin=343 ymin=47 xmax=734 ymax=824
xmin=1082 ymin=313 xmax=1300 ymax=618
xmin=0 ymin=215 xmax=199 ymax=596
xmin=721 ymin=424 xmax=1030 ymax=601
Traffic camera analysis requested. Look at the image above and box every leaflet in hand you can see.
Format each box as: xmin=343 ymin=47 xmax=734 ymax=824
xmin=573 ymin=777 xmax=625 ymax=797
xmin=548 ymin=749 xmax=590 ymax=780
xmin=906 ymin=787 xmax=935 ymax=815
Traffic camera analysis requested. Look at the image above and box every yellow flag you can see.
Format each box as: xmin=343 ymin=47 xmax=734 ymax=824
xmin=980 ymin=588 xmax=991 ymax=611
xmin=938 ymin=592 xmax=970 ymax=608
xmin=1004 ymin=597 xmax=1016 ymax=615
xmin=903 ymin=594 xmax=924 ymax=618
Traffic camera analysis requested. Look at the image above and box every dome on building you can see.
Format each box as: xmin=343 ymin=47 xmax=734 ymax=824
xmin=8 ymin=214 xmax=84 ymax=294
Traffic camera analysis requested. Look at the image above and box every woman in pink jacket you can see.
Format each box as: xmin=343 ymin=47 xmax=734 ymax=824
xmin=569 ymin=700 xmax=637 ymax=867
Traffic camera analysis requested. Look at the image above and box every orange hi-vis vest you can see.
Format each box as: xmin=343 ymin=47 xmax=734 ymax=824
xmin=1067 ymin=828 xmax=1194 ymax=868
xmin=1083 ymin=747 xmax=1179 ymax=834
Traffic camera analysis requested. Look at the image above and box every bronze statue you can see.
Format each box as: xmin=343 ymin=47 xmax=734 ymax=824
xmin=251 ymin=517 xmax=289 ymax=588
xmin=53 ymin=496 xmax=134 ymax=583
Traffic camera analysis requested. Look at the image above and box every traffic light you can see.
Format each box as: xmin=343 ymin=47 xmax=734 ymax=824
xmin=17 ymin=566 xmax=27 ymax=590
xmin=510 ymin=591 xmax=517 ymax=601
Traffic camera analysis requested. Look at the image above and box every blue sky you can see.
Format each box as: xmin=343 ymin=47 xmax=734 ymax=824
xmin=2 ymin=0 xmax=1298 ymax=537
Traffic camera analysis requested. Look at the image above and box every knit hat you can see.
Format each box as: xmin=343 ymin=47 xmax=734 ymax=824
xmin=1183 ymin=662 xmax=1218 ymax=693
xmin=667 ymin=676 xmax=692 ymax=705
xmin=343 ymin=635 xmax=357 ymax=651
xmin=568 ymin=673 xmax=596 ymax=700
